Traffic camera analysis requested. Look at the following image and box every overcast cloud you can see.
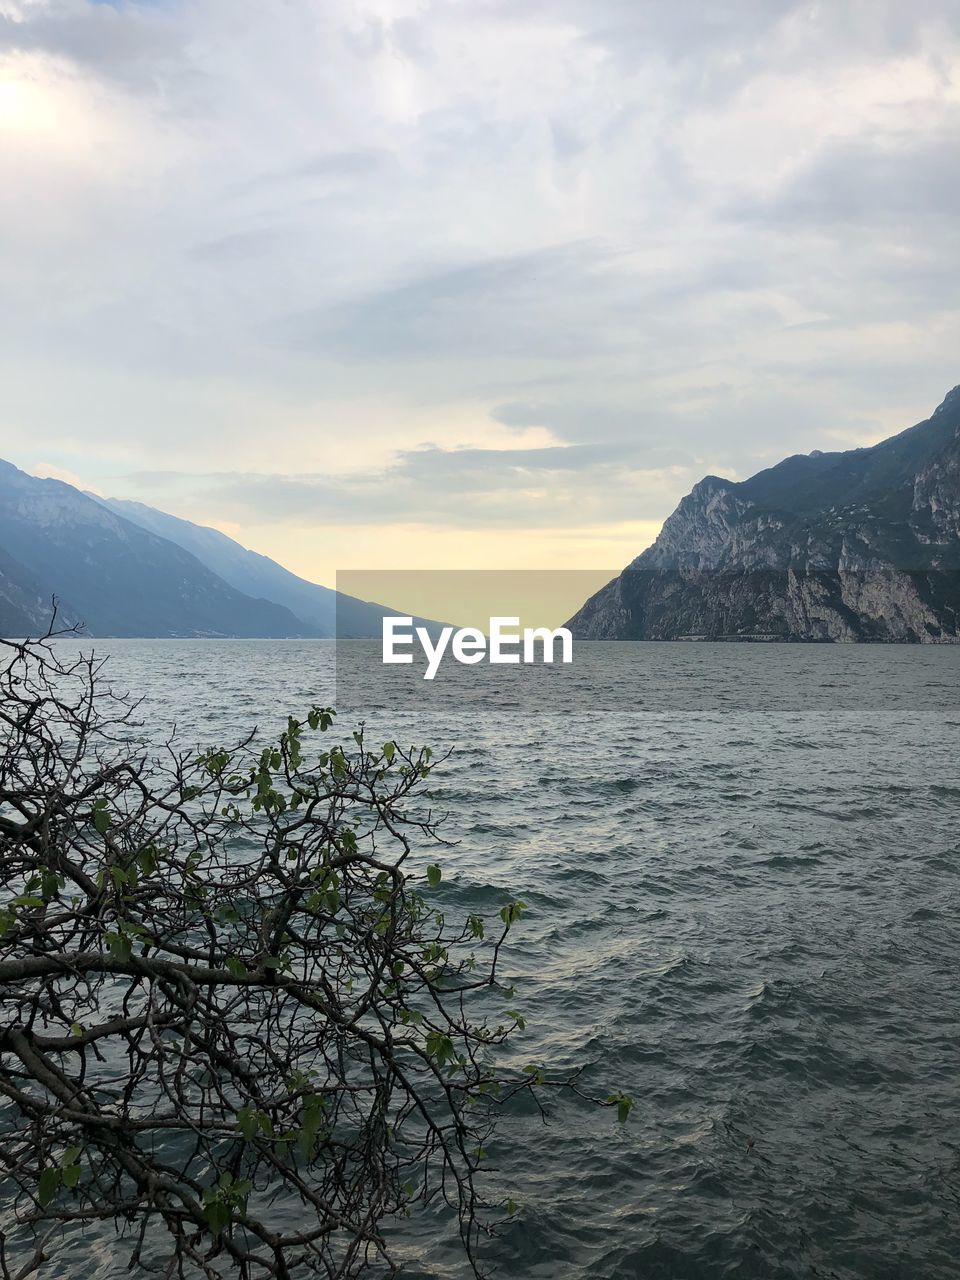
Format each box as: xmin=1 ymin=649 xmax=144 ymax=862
xmin=1 ymin=0 xmax=958 ymax=578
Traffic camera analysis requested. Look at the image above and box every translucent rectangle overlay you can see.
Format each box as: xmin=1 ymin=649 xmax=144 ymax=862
xmin=332 ymin=570 xmax=960 ymax=728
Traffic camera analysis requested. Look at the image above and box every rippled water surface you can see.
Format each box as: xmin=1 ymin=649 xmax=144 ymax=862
xmin=61 ymin=640 xmax=960 ymax=1279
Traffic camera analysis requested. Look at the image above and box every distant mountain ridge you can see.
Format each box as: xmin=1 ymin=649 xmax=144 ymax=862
xmin=0 ymin=460 xmax=440 ymax=640
xmin=568 ymin=387 xmax=960 ymax=642
xmin=0 ymin=460 xmax=317 ymax=638
xmin=94 ymin=497 xmax=391 ymax=638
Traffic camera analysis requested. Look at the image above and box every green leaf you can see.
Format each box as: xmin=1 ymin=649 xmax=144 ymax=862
xmin=37 ymin=1167 xmax=60 ymax=1206
xmin=105 ymin=932 xmax=133 ymax=963
xmin=607 ymin=1091 xmax=634 ymax=1123
xmin=205 ymin=1201 xmax=230 ymax=1235
xmin=91 ymin=798 xmax=111 ymax=835
xmin=499 ymin=900 xmax=528 ymax=928
xmin=426 ymin=864 xmax=442 ymax=888
xmin=383 ymin=740 xmax=396 ymax=763
xmin=107 ymin=933 xmax=133 ymax=963
xmin=61 ymin=1163 xmax=81 ymax=1189
xmin=425 ymin=1031 xmax=455 ymax=1066
xmin=237 ymin=1107 xmax=258 ymax=1141
xmin=225 ymin=956 xmax=248 ymax=978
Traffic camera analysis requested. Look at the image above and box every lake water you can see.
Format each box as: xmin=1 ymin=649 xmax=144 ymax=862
xmin=55 ymin=639 xmax=960 ymax=1279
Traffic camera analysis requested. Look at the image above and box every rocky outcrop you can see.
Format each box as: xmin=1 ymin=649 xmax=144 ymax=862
xmin=568 ymin=387 xmax=960 ymax=642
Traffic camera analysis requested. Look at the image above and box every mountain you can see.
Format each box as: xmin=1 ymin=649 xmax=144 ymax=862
xmin=0 ymin=460 xmax=319 ymax=638
xmin=0 ymin=544 xmax=83 ymax=637
xmin=94 ymin=497 xmax=394 ymax=638
xmin=568 ymin=386 xmax=960 ymax=642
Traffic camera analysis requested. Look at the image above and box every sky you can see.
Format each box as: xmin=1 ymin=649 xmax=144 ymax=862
xmin=1 ymin=0 xmax=959 ymax=585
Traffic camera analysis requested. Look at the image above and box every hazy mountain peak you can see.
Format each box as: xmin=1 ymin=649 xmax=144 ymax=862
xmin=93 ymin=495 xmax=391 ymax=638
xmin=933 ymin=385 xmax=960 ymax=418
xmin=0 ymin=459 xmax=319 ymax=638
xmin=0 ymin=463 xmax=440 ymax=639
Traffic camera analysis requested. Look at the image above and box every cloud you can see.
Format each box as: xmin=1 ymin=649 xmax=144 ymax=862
xmin=1 ymin=0 xmax=959 ymax=580
xmin=280 ymin=241 xmax=638 ymax=361
xmin=124 ymin=438 xmax=695 ymax=530
xmin=0 ymin=0 xmax=188 ymax=88
xmin=733 ymin=132 xmax=960 ymax=229
xmin=30 ymin=460 xmax=102 ymax=493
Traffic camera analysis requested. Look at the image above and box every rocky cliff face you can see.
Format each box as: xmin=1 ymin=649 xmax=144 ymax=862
xmin=569 ymin=387 xmax=960 ymax=642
